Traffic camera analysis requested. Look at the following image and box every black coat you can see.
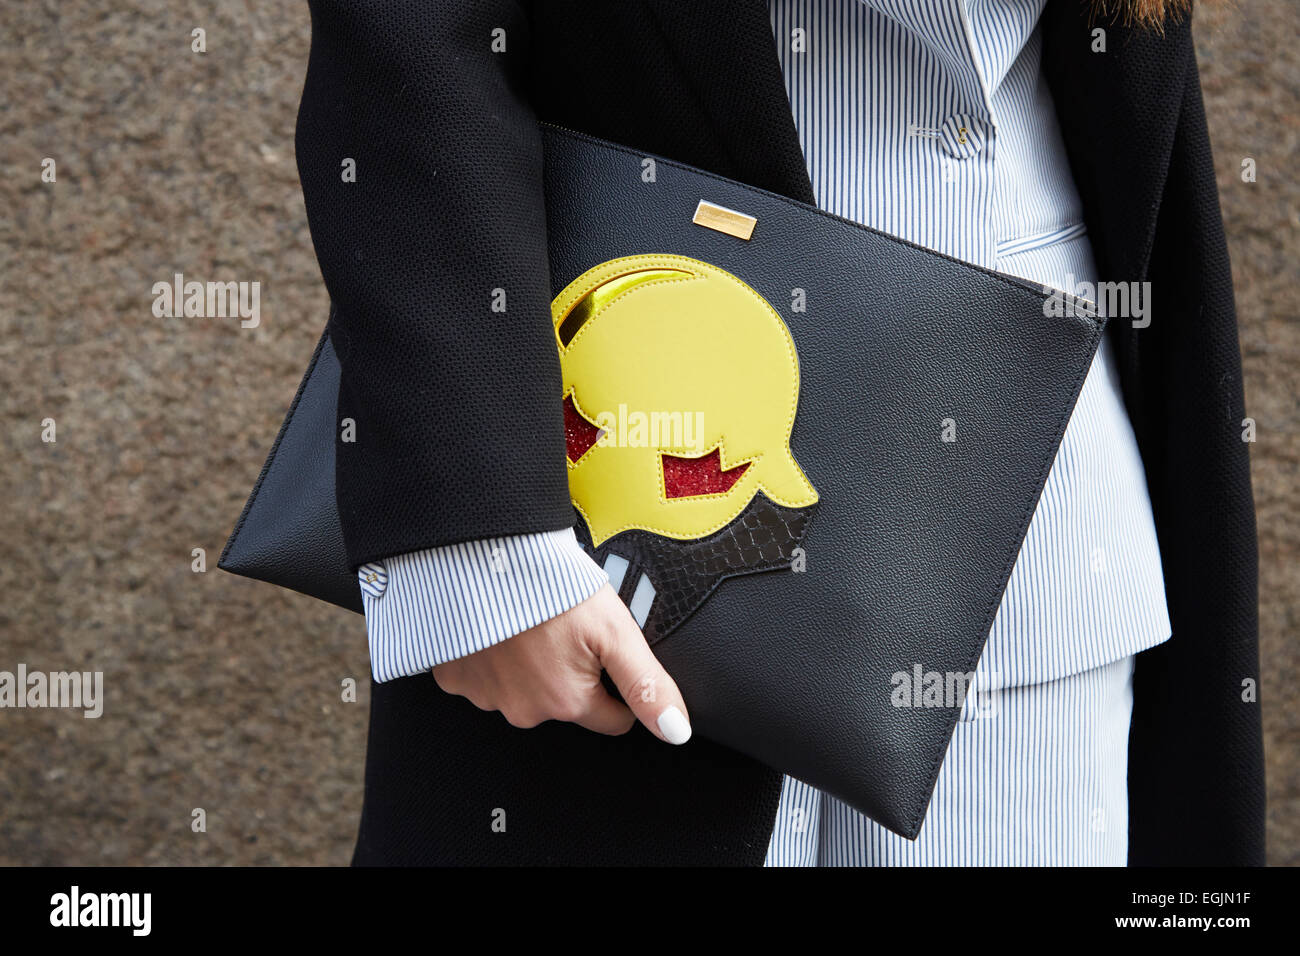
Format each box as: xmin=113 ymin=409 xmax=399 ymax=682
xmin=294 ymin=0 xmax=1264 ymax=865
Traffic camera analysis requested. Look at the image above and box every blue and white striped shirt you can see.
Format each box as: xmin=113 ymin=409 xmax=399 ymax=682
xmin=359 ymin=528 xmax=606 ymax=682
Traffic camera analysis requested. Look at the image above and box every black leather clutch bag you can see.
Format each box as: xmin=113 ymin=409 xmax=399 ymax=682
xmin=221 ymin=124 xmax=1102 ymax=839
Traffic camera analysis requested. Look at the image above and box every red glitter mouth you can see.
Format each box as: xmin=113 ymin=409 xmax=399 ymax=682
xmin=662 ymin=448 xmax=749 ymax=498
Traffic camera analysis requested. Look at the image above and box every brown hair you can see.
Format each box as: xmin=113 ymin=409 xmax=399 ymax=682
xmin=1089 ymin=0 xmax=1192 ymax=30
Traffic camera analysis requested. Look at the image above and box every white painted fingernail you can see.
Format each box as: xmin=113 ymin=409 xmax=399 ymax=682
xmin=656 ymin=706 xmax=692 ymax=745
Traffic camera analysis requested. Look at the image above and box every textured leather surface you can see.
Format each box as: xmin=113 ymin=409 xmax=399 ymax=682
xmin=221 ymin=124 xmax=1103 ymax=838
xmin=542 ymin=125 xmax=1102 ymax=837
xmin=576 ymin=494 xmax=817 ymax=646
xmin=218 ymin=319 xmax=363 ymax=614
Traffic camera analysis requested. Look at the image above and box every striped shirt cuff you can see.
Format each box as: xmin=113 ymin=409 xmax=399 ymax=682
xmin=358 ymin=528 xmax=608 ymax=683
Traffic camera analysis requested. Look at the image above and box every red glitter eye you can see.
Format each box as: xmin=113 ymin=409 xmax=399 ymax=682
xmin=662 ymin=448 xmax=750 ymax=498
xmin=563 ymin=395 xmax=605 ymax=462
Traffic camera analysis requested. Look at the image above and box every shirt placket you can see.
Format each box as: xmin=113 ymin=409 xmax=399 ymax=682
xmin=904 ymin=0 xmax=999 ymax=268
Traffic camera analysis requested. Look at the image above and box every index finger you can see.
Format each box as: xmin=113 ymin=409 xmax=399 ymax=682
xmin=596 ymin=613 xmax=692 ymax=745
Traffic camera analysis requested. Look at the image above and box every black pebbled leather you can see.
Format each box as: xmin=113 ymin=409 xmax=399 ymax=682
xmin=221 ymin=124 xmax=1103 ymax=839
xmin=219 ymin=318 xmax=362 ymax=614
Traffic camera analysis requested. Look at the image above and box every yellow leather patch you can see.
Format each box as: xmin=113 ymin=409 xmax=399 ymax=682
xmin=552 ymin=255 xmax=818 ymax=546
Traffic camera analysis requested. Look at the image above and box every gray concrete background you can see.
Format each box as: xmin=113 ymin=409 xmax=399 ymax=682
xmin=1 ymin=1 xmax=1295 ymax=864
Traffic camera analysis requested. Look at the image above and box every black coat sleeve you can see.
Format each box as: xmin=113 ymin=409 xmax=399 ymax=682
xmin=1126 ymin=36 xmax=1266 ymax=867
xmin=294 ymin=0 xmax=574 ymax=567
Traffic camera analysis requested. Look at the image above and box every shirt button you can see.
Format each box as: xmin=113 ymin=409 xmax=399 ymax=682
xmin=939 ymin=114 xmax=988 ymax=159
xmin=358 ymin=561 xmax=388 ymax=598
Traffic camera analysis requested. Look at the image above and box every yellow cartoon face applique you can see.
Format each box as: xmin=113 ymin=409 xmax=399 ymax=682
xmin=552 ymin=255 xmax=818 ymax=547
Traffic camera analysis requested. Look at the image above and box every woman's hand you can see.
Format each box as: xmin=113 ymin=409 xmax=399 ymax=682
xmin=431 ymin=584 xmax=692 ymax=744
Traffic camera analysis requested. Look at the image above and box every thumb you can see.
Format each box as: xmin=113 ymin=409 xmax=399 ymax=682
xmin=597 ymin=614 xmax=692 ymax=745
